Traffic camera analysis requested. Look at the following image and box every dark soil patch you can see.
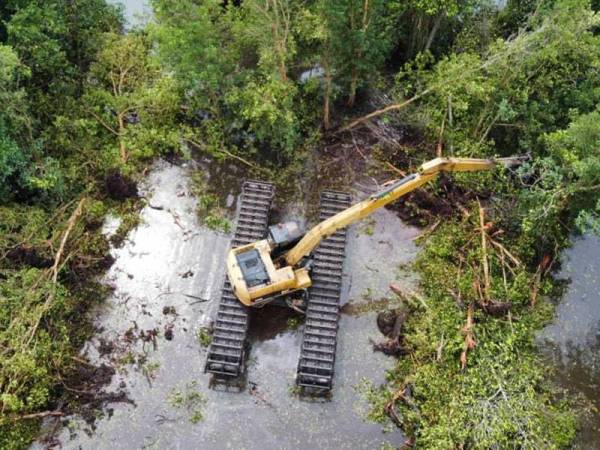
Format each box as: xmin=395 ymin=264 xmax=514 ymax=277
xmin=62 ymin=361 xmax=134 ymax=427
xmin=164 ymin=324 xmax=174 ymax=341
xmin=386 ymin=174 xmax=477 ymax=227
xmin=5 ymin=245 xmax=53 ymax=268
xmin=104 ymin=170 xmax=138 ymax=200
xmin=162 ymin=305 xmax=177 ymax=315
xmin=329 ymin=118 xmax=479 ymax=227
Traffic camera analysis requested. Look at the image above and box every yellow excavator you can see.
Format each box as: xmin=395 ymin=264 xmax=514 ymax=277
xmin=227 ymin=155 xmax=527 ymax=308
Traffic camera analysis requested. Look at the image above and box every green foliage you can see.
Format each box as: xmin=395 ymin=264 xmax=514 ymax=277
xmin=190 ymin=171 xmax=231 ymax=233
xmin=0 ymin=127 xmax=65 ymax=203
xmin=234 ymin=0 xmax=297 ymax=79
xmin=7 ymin=2 xmax=71 ymax=85
xmin=370 ymin=214 xmax=577 ymax=448
xmin=151 ymin=0 xmax=233 ymax=108
xmin=196 ymin=328 xmax=212 ymax=347
xmin=153 ymin=0 xmax=303 ymax=155
xmin=355 ymin=378 xmax=392 ymax=424
xmin=168 ymin=380 xmax=206 ymax=424
xmin=0 ymin=270 xmax=71 ymax=414
xmin=109 ymin=200 xmax=143 ymax=247
xmin=81 ymin=31 xmax=181 ymax=167
xmin=0 ymin=131 xmax=28 ymax=200
xmin=495 ymin=0 xmax=544 ymax=37
xmin=394 ymin=0 xmax=600 ymax=247
xmin=0 ymin=266 xmax=90 ymax=449
xmin=227 ymin=76 xmax=299 ymax=153
xmin=5 ymin=0 xmax=122 ymax=119
xmin=397 ymin=0 xmax=600 ymax=156
xmin=322 ymin=0 xmax=396 ymax=104
xmin=516 ymin=108 xmax=600 ymax=242
xmin=0 ymin=44 xmax=31 ymax=137
xmin=0 ymin=199 xmax=114 ymax=448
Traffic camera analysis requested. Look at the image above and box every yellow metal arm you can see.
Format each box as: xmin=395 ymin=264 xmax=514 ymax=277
xmin=283 ymin=156 xmax=524 ymax=266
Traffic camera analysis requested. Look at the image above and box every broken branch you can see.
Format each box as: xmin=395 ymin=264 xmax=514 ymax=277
xmin=460 ymin=303 xmax=476 ymax=370
xmin=340 ymin=88 xmax=434 ymax=132
xmin=8 ymin=410 xmax=64 ymax=422
xmin=478 ymin=201 xmax=491 ymax=302
xmin=390 ymin=283 xmax=428 ymax=310
xmin=52 ymin=197 xmax=86 ymax=284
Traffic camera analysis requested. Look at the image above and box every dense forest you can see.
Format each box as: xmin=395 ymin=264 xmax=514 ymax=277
xmin=1 ymin=0 xmax=599 ymax=448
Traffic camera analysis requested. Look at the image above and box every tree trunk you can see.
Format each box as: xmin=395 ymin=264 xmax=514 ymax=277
xmin=425 ymin=13 xmax=443 ymax=52
xmin=117 ymin=113 xmax=127 ymax=163
xmin=278 ymin=58 xmax=287 ymax=82
xmin=407 ymin=12 xmax=423 ymax=58
xmin=323 ymin=54 xmax=332 ymax=130
xmin=348 ymin=68 xmax=358 ymax=108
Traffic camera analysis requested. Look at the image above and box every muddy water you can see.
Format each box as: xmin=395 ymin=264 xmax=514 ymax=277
xmin=34 ymin=156 xmax=420 ymax=449
xmin=539 ymin=234 xmax=600 ymax=449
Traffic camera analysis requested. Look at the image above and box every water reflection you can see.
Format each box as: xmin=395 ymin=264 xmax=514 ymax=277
xmin=539 ymin=234 xmax=600 ymax=449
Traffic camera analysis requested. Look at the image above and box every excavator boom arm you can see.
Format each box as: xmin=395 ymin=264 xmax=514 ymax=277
xmin=283 ymin=156 xmax=526 ymax=266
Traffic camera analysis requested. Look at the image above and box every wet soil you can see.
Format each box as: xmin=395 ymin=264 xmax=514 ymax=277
xmin=33 ymin=149 xmax=420 ymax=449
xmin=104 ymin=170 xmax=139 ymax=201
xmin=538 ymin=234 xmax=600 ymax=449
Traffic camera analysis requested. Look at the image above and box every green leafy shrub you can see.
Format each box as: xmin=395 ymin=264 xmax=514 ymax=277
xmin=374 ymin=213 xmax=576 ymax=449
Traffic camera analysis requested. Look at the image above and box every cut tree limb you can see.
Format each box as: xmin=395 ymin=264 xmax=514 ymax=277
xmin=385 ymin=386 xmax=409 ymax=426
xmin=390 ymin=283 xmax=428 ymax=310
xmin=386 ymin=161 xmax=407 ymax=177
xmin=530 ymin=265 xmax=542 ymax=307
xmin=339 ymin=88 xmax=433 ymax=132
xmin=478 ymin=201 xmax=491 ymax=302
xmin=25 ymin=198 xmax=86 ymax=347
xmin=52 ymin=197 xmax=86 ymax=284
xmin=412 ymin=219 xmax=441 ymax=241
xmin=8 ymin=410 xmax=64 ymax=422
xmin=436 ymin=333 xmax=445 ymax=361
xmin=184 ymin=138 xmax=267 ymax=173
xmin=489 ymin=239 xmax=522 ymax=267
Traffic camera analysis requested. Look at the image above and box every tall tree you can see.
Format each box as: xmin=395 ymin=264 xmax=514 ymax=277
xmin=325 ymin=0 xmax=394 ymax=107
xmin=151 ymin=0 xmax=230 ymax=112
xmin=0 ymin=44 xmax=30 ymax=138
xmin=6 ymin=0 xmax=121 ymax=119
xmin=241 ymin=0 xmax=296 ymax=82
xmin=83 ymin=32 xmax=179 ymax=164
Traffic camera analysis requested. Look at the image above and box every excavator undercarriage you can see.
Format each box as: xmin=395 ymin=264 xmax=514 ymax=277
xmin=204 ymin=181 xmax=275 ymax=380
xmin=204 ymin=181 xmax=350 ymax=393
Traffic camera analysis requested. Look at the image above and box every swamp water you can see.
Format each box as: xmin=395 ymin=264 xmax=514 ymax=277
xmin=33 ymin=157 xmax=420 ymax=449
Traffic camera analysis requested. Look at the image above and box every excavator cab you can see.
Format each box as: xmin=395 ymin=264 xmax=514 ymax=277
xmin=227 ymin=221 xmax=310 ymax=306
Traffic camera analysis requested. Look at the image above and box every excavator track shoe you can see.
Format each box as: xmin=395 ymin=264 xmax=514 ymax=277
xmin=296 ymin=190 xmax=351 ymax=393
